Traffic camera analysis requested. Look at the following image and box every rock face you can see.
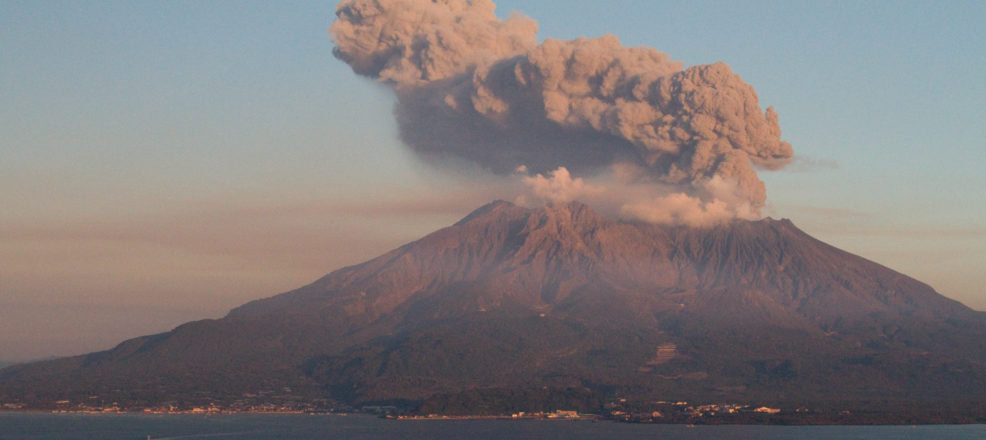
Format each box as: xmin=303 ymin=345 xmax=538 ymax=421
xmin=231 ymin=200 xmax=976 ymax=339
xmin=3 ymin=201 xmax=986 ymax=405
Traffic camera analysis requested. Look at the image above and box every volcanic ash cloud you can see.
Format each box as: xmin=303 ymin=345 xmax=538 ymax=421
xmin=330 ymin=0 xmax=794 ymax=226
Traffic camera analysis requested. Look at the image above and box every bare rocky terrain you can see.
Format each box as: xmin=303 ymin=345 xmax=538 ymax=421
xmin=3 ymin=201 xmax=985 ymax=409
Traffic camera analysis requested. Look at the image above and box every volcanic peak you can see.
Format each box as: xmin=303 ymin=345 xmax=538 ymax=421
xmin=229 ymin=200 xmax=974 ymax=338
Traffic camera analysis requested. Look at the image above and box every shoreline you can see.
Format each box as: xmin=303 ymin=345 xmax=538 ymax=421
xmin=3 ymin=411 xmax=986 ymax=426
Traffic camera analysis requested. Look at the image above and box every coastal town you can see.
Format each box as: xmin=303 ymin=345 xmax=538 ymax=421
xmin=6 ymin=392 xmax=986 ymax=424
xmin=400 ymin=400 xmax=787 ymax=422
xmin=1 ymin=395 xmax=788 ymax=423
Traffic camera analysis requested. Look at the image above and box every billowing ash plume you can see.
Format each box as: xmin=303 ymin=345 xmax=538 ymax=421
xmin=330 ymin=0 xmax=794 ymax=225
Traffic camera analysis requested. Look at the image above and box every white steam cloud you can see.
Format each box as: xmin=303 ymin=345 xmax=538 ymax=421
xmin=520 ymin=167 xmax=601 ymax=204
xmin=330 ymin=0 xmax=794 ymax=226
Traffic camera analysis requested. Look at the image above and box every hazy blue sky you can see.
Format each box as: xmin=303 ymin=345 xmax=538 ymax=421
xmin=2 ymin=0 xmax=984 ymax=361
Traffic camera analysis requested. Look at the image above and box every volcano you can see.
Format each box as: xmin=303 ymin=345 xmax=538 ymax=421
xmin=3 ymin=201 xmax=985 ymax=408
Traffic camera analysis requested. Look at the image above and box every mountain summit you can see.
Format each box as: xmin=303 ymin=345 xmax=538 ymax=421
xmin=233 ymin=200 xmax=972 ymax=330
xmin=3 ymin=201 xmax=985 ymax=406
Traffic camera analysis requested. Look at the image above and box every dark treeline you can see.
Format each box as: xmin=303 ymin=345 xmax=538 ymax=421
xmin=413 ymin=388 xmax=605 ymax=416
xmin=407 ymin=388 xmax=986 ymax=425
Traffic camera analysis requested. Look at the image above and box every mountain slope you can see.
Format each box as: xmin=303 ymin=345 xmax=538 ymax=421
xmin=231 ymin=200 xmax=976 ymax=333
xmin=2 ymin=201 xmax=984 ymax=406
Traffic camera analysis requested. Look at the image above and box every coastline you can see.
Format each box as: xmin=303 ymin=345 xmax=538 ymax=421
xmin=4 ymin=409 xmax=986 ymax=426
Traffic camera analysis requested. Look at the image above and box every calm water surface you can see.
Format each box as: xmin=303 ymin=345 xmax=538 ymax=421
xmin=2 ymin=413 xmax=985 ymax=440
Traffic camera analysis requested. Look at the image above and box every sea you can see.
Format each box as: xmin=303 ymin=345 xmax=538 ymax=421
xmin=2 ymin=413 xmax=985 ymax=440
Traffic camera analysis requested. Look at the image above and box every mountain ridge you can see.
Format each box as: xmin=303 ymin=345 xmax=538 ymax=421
xmin=230 ymin=200 xmax=976 ymax=331
xmin=2 ymin=200 xmax=985 ymax=407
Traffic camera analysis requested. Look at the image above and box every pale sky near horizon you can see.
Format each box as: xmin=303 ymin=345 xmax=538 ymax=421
xmin=2 ymin=0 xmax=984 ymax=361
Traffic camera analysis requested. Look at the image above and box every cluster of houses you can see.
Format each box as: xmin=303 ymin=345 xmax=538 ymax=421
xmin=604 ymin=399 xmax=783 ymax=421
xmin=4 ymin=395 xmax=790 ymax=419
xmin=8 ymin=392 xmax=345 ymax=414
